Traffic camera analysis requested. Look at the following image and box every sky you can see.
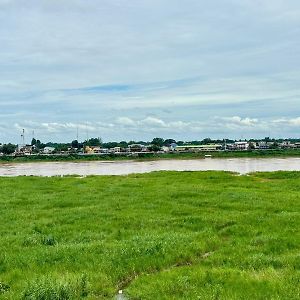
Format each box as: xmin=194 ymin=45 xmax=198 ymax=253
xmin=0 ymin=0 xmax=300 ymax=143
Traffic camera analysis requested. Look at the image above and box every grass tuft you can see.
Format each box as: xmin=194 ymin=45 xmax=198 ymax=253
xmin=21 ymin=275 xmax=89 ymax=300
xmin=41 ymin=235 xmax=57 ymax=246
xmin=0 ymin=282 xmax=10 ymax=294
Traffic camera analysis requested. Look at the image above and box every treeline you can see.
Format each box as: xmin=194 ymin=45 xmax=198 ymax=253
xmin=0 ymin=143 xmax=17 ymax=155
xmin=1 ymin=136 xmax=300 ymax=155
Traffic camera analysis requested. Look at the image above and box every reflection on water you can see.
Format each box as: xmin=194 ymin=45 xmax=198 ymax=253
xmin=0 ymin=157 xmax=300 ymax=177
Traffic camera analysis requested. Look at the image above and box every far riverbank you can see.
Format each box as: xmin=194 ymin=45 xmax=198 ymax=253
xmin=1 ymin=149 xmax=300 ymax=164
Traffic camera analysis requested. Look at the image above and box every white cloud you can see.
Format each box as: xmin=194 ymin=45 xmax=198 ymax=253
xmin=289 ymin=118 xmax=300 ymax=126
xmin=1 ymin=1 xmax=300 ymax=142
xmin=273 ymin=117 xmax=300 ymax=127
xmin=221 ymin=116 xmax=259 ymax=127
xmin=140 ymin=117 xmax=166 ymax=127
xmin=116 ymin=117 xmax=136 ymax=126
xmin=8 ymin=115 xmax=300 ymax=144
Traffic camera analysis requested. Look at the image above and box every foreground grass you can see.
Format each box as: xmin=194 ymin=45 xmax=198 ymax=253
xmin=0 ymin=171 xmax=299 ymax=299
xmin=1 ymin=149 xmax=300 ymax=164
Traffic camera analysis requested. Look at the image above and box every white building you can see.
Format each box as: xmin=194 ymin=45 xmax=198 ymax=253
xmin=111 ymin=147 xmax=121 ymax=153
xmin=234 ymin=142 xmax=249 ymax=151
xmin=43 ymin=147 xmax=55 ymax=154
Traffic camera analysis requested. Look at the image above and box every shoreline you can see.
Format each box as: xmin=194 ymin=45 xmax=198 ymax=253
xmin=1 ymin=149 xmax=300 ymax=164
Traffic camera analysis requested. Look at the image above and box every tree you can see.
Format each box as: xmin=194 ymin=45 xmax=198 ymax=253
xmin=151 ymin=137 xmax=164 ymax=147
xmin=202 ymin=138 xmax=212 ymax=145
xmin=71 ymin=140 xmax=79 ymax=148
xmin=36 ymin=140 xmax=42 ymax=148
xmin=163 ymin=139 xmax=176 ymax=146
xmin=102 ymin=142 xmax=119 ymax=149
xmin=119 ymin=141 xmax=128 ymax=148
xmin=31 ymin=138 xmax=37 ymax=146
xmin=269 ymin=142 xmax=279 ymax=149
xmin=0 ymin=143 xmax=17 ymax=155
xmin=86 ymin=138 xmax=102 ymax=147
xmin=148 ymin=144 xmax=161 ymax=152
xmin=54 ymin=144 xmax=69 ymax=152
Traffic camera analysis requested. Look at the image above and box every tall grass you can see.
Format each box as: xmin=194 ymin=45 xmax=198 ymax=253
xmin=0 ymin=171 xmax=299 ymax=299
xmin=21 ymin=274 xmax=88 ymax=300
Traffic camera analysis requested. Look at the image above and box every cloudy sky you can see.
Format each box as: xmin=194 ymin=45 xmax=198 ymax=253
xmin=1 ymin=0 xmax=300 ymax=143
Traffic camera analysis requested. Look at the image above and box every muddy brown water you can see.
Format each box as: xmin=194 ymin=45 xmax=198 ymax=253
xmin=0 ymin=157 xmax=300 ymax=177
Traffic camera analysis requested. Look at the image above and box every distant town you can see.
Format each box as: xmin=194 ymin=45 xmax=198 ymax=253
xmin=1 ymin=130 xmax=300 ymax=157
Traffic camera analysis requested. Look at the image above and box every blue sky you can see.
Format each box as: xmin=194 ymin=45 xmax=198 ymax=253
xmin=0 ymin=0 xmax=300 ymax=143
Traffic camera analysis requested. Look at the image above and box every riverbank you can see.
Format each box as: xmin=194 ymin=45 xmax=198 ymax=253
xmin=1 ymin=171 xmax=299 ymax=299
xmin=1 ymin=149 xmax=300 ymax=164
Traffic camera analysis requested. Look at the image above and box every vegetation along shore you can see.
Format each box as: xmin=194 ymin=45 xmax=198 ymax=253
xmin=1 ymin=149 xmax=300 ymax=164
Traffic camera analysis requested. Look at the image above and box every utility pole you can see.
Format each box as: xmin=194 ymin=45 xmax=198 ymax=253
xmin=21 ymin=129 xmax=25 ymax=146
xmin=86 ymin=122 xmax=89 ymax=141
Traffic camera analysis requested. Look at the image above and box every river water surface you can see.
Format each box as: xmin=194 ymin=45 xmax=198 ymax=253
xmin=1 ymin=157 xmax=300 ymax=176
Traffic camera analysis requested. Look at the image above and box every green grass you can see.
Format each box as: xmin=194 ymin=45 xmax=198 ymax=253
xmin=1 ymin=148 xmax=300 ymax=164
xmin=0 ymin=171 xmax=299 ymax=299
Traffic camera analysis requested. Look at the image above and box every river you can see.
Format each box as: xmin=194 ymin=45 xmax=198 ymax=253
xmin=0 ymin=157 xmax=300 ymax=176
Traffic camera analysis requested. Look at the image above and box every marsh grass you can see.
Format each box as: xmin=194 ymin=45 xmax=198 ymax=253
xmin=0 ymin=171 xmax=299 ymax=299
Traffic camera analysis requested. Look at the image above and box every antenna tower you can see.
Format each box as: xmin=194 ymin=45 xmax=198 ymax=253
xmin=21 ymin=129 xmax=25 ymax=145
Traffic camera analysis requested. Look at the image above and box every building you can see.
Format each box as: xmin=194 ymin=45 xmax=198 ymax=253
xmin=100 ymin=148 xmax=109 ymax=154
xmin=110 ymin=147 xmax=121 ymax=153
xmin=128 ymin=144 xmax=147 ymax=153
xmin=257 ymin=141 xmax=269 ymax=150
xmin=234 ymin=142 xmax=249 ymax=151
xmin=84 ymin=146 xmax=102 ymax=154
xmin=280 ymin=141 xmax=295 ymax=149
xmin=43 ymin=147 xmax=55 ymax=154
xmin=175 ymin=144 xmax=222 ymax=152
xmin=162 ymin=146 xmax=170 ymax=153
xmin=169 ymin=143 xmax=177 ymax=151
xmin=17 ymin=144 xmax=34 ymax=155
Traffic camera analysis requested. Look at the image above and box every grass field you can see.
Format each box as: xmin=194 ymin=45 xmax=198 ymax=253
xmin=0 ymin=171 xmax=299 ymax=299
